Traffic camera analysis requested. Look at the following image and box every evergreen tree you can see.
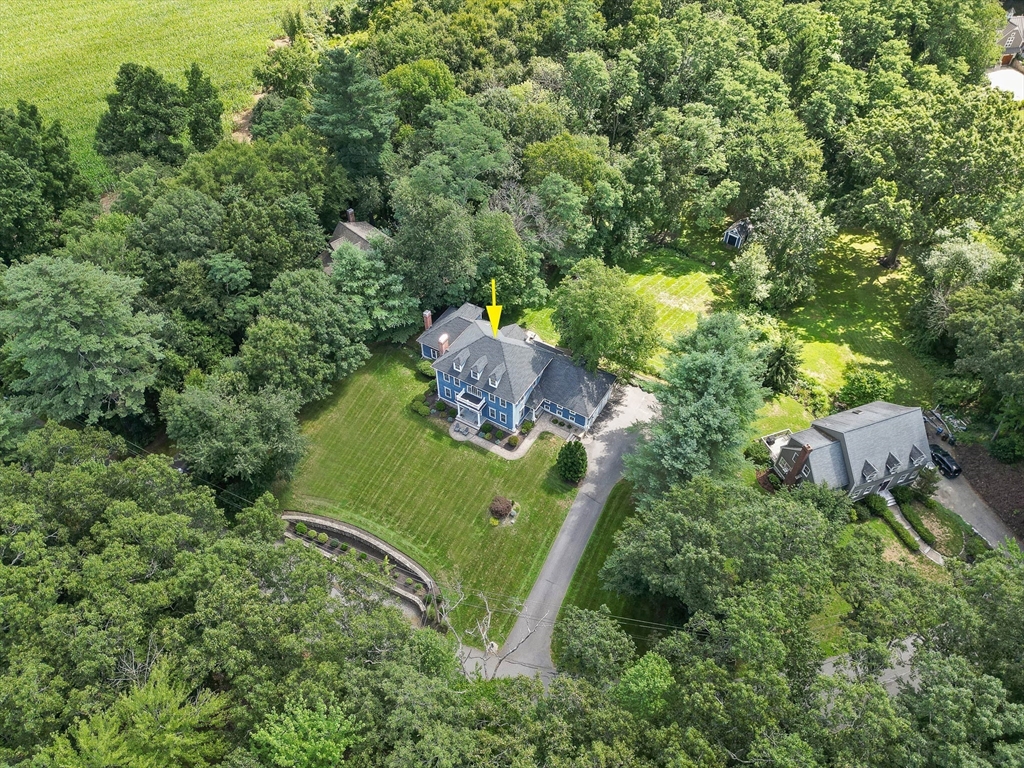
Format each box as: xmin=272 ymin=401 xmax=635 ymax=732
xmin=556 ymin=440 xmax=588 ymax=483
xmin=183 ymin=63 xmax=223 ymax=152
xmin=95 ymin=62 xmax=187 ymax=163
xmin=308 ymin=48 xmax=395 ymax=179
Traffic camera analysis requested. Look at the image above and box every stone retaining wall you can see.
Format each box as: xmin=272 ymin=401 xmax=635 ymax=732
xmin=282 ymin=512 xmax=440 ymax=612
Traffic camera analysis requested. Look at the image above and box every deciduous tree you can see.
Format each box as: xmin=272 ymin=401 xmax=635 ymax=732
xmin=551 ymin=258 xmax=659 ymax=373
xmin=95 ymin=62 xmax=188 ymax=163
xmin=0 ymin=256 xmax=163 ymax=423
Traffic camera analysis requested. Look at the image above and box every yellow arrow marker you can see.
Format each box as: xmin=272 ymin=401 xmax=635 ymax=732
xmin=486 ymin=279 xmax=502 ymax=337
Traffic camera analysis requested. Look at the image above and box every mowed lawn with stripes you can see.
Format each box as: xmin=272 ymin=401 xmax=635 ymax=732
xmin=1 ymin=0 xmax=283 ymax=185
xmin=281 ymin=347 xmax=578 ymax=640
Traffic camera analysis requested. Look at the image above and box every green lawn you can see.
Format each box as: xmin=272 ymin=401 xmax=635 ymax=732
xmin=280 ymin=347 xmax=578 ymax=642
xmin=1 ymin=0 xmax=284 ymax=186
xmin=560 ymin=480 xmax=687 ymax=651
xmin=519 ymin=229 xmax=934 ymax=438
xmin=778 ymin=233 xmax=935 ymax=405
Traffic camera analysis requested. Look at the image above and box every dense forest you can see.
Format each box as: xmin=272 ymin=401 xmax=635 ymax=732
xmin=3 ymin=0 xmax=1024 ymax=763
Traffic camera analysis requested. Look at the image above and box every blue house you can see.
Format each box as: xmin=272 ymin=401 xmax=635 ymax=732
xmin=417 ymin=303 xmax=615 ymax=433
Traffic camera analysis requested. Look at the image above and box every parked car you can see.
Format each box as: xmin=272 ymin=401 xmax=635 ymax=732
xmin=929 ymin=443 xmax=962 ymax=478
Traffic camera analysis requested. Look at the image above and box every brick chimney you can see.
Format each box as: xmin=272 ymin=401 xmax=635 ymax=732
xmin=783 ymin=444 xmax=812 ymax=487
xmin=423 ymin=310 xmax=432 ymax=330
xmin=438 ymin=333 xmax=450 ymax=355
xmin=346 ymin=208 xmax=355 ymax=223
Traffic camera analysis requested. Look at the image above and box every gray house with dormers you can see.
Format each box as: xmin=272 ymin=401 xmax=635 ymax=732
xmin=762 ymin=401 xmax=932 ymax=499
xmin=417 ymin=303 xmax=615 ymax=433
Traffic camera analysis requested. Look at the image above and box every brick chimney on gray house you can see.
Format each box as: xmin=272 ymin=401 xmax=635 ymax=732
xmin=423 ymin=310 xmax=432 ymax=330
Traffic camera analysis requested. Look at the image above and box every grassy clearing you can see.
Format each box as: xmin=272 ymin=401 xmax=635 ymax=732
xmin=280 ymin=347 xmax=578 ymax=642
xmin=519 ymin=231 xmax=933 ymax=440
xmin=1 ymin=0 xmax=285 ymax=186
xmin=779 ymin=233 xmax=935 ymax=404
xmin=810 ymin=590 xmax=852 ymax=657
xmin=561 ymin=480 xmax=687 ymax=651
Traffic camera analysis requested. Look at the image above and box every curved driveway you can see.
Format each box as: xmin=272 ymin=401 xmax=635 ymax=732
xmin=464 ymin=385 xmax=656 ymax=681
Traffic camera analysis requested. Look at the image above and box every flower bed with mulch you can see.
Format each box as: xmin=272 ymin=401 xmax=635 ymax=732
xmin=957 ymin=444 xmax=1024 ymax=536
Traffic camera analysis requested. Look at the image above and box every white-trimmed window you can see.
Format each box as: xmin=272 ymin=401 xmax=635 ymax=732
xmin=488 ymin=407 xmax=496 ymax=418
xmin=444 ymin=387 xmax=452 ymax=399
xmin=499 ymin=413 xmax=507 ymax=424
xmin=470 ymin=369 xmax=480 ymax=380
xmin=442 ymin=373 xmax=451 ymax=383
xmin=898 ymin=473 xmax=908 ymax=483
xmin=453 ymin=360 xmax=463 ymax=373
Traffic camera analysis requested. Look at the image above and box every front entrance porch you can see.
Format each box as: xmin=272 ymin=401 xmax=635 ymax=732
xmin=455 ymin=389 xmax=485 ymax=428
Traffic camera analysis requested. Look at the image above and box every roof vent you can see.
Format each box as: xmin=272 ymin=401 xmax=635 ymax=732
xmin=851 ymin=409 xmax=862 ymax=414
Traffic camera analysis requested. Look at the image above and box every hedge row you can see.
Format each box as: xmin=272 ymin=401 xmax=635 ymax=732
xmin=889 ymin=485 xmax=938 ymax=547
xmin=863 ymin=493 xmax=920 ymax=553
xmin=899 ymin=503 xmax=936 ymax=547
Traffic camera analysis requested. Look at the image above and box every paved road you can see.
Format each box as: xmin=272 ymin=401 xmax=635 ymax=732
xmin=465 ymin=385 xmax=656 ymax=681
xmin=934 ymin=475 xmax=1018 ymax=548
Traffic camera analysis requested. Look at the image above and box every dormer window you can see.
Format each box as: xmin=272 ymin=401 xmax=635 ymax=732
xmin=453 ymin=359 xmax=463 ymax=373
xmin=885 ymin=452 xmax=902 ymax=474
xmin=910 ymin=445 xmax=925 ymax=467
xmin=488 ymin=363 xmax=505 ymax=388
xmin=861 ymin=459 xmax=878 ymax=484
xmin=470 ymin=368 xmax=480 ymax=380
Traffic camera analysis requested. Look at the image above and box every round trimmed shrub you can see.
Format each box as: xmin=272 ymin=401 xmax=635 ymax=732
xmin=495 ymin=430 xmax=504 ymax=439
xmin=508 ymin=435 xmax=520 ymax=448
xmin=522 ymin=420 xmax=534 ymax=432
xmin=305 ymin=529 xmax=318 ymax=539
xmin=317 ymin=532 xmax=329 ymax=544
xmin=482 ymin=423 xmax=493 ymax=434
xmin=340 ymin=543 xmax=349 ymax=551
xmin=416 ymin=359 xmax=436 ymax=378
xmin=358 ymin=551 xmax=368 ymax=561
xmin=294 ymin=522 xmax=308 ymax=535
xmin=405 ymin=577 xmax=414 ymax=586
xmin=328 ymin=538 xmax=340 ymax=548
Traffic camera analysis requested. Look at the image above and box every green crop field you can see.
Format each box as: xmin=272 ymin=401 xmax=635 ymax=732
xmin=280 ymin=347 xmax=578 ymax=642
xmin=1 ymin=0 xmax=285 ymax=186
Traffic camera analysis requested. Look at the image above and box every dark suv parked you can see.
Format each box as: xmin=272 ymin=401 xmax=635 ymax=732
xmin=929 ymin=443 xmax=962 ymax=478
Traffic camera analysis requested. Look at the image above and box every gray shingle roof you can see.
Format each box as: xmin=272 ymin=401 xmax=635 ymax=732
xmin=429 ymin=312 xmax=616 ymax=417
xmin=434 ymin=320 xmax=554 ymax=405
xmin=528 ymin=354 xmax=617 ymax=418
xmin=417 ymin=303 xmax=483 ymax=351
xmin=786 ymin=427 xmax=849 ymax=488
xmin=791 ymin=401 xmax=929 ymax=491
xmin=320 ymin=220 xmax=386 ymax=275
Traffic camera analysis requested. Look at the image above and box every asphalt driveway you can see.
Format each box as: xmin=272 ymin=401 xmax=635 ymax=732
xmin=466 ymin=384 xmax=656 ymax=681
xmin=934 ymin=475 xmax=1018 ymax=548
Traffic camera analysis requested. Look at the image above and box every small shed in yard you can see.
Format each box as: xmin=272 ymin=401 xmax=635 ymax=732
xmin=723 ymin=218 xmax=752 ymax=248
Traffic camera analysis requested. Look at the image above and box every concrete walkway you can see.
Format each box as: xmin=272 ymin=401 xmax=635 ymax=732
xmin=464 ymin=385 xmax=657 ymax=681
xmin=882 ymin=493 xmax=944 ymax=566
xmin=448 ymin=412 xmax=580 ymax=460
xmin=934 ymin=476 xmax=1018 ymax=548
